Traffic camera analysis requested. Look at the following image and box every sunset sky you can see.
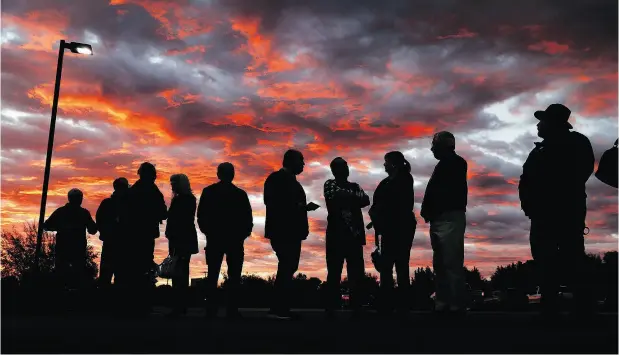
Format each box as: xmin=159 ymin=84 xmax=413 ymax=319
xmin=2 ymin=0 xmax=617 ymax=281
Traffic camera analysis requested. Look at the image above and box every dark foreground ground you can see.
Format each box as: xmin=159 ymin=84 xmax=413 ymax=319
xmin=3 ymin=308 xmax=617 ymax=353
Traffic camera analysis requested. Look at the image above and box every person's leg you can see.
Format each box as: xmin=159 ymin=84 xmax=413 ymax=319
xmin=270 ymin=239 xmax=302 ymax=315
xmin=441 ymin=212 xmax=466 ymax=311
xmin=430 ymin=221 xmax=448 ymax=311
xmin=379 ymin=238 xmax=397 ymax=314
xmin=205 ymin=243 xmax=224 ymax=316
xmin=530 ymin=219 xmax=559 ymax=314
xmin=224 ymin=240 xmax=245 ymax=316
xmin=99 ymin=242 xmax=113 ymax=287
xmin=345 ymin=243 xmax=366 ymax=312
xmin=172 ymin=255 xmax=190 ymax=314
xmin=394 ymin=238 xmax=413 ymax=312
xmin=325 ymin=240 xmax=345 ymax=313
xmin=559 ymin=215 xmax=592 ymax=314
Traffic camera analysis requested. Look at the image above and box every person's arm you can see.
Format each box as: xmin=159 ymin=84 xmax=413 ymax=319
xmin=95 ymin=200 xmax=110 ymax=237
xmin=164 ymin=199 xmax=176 ymax=239
xmin=396 ymin=176 xmax=415 ymax=216
xmin=156 ymin=189 xmax=168 ymax=222
xmin=368 ymin=183 xmax=383 ymax=236
xmin=85 ymin=210 xmax=98 ymax=235
xmin=43 ymin=209 xmax=60 ymax=232
xmin=324 ymin=180 xmax=337 ymax=202
xmin=242 ymin=191 xmax=254 ymax=238
xmin=187 ymin=197 xmax=197 ymax=235
xmin=354 ymin=184 xmax=370 ymax=208
xmin=518 ymin=149 xmax=536 ymax=217
xmin=325 ymin=180 xmax=370 ymax=208
xmin=264 ymin=174 xmax=288 ymax=210
xmin=579 ymin=136 xmax=595 ymax=183
xmin=197 ymin=188 xmax=209 ymax=236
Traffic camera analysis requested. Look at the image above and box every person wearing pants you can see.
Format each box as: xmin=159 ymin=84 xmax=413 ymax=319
xmin=263 ymin=150 xmax=320 ymax=320
xmin=198 ymin=162 xmax=253 ymax=318
xmin=165 ymin=174 xmax=199 ymax=316
xmin=519 ymin=104 xmax=595 ymax=317
xmin=44 ymin=188 xmax=98 ymax=290
xmin=125 ymin=162 xmax=167 ymax=317
xmin=421 ymin=131 xmax=468 ymax=315
xmin=369 ymin=151 xmax=417 ymax=316
xmin=323 ymin=157 xmax=370 ymax=318
xmin=96 ymin=178 xmax=130 ymax=287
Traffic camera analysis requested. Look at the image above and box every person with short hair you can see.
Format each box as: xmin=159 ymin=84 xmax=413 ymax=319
xmin=421 ymin=131 xmax=468 ymax=316
xmin=125 ymin=162 xmax=167 ymax=315
xmin=323 ymin=157 xmax=370 ymax=318
xmin=96 ymin=177 xmax=130 ymax=287
xmin=197 ymin=162 xmax=253 ymax=318
xmin=264 ymin=149 xmax=320 ymax=320
xmin=44 ymin=188 xmax=98 ymax=289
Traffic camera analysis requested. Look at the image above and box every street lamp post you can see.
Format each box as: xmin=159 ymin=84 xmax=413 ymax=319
xmin=33 ymin=40 xmax=93 ymax=272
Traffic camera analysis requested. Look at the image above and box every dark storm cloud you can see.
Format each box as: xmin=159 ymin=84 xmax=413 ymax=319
xmin=218 ymin=0 xmax=617 ymax=59
xmin=2 ymin=0 xmax=183 ymax=49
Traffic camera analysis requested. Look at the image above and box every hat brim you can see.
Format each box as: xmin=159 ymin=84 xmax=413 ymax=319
xmin=534 ymin=110 xmax=573 ymax=129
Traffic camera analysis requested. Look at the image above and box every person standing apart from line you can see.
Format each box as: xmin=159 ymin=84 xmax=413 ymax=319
xmin=96 ymin=177 xmax=130 ymax=288
xmin=323 ymin=157 xmax=370 ymax=319
xmin=44 ymin=188 xmax=98 ymax=290
xmin=518 ymin=104 xmax=595 ymax=318
xmin=264 ymin=149 xmax=320 ymax=320
xmin=421 ymin=131 xmax=468 ymax=317
xmin=165 ymin=174 xmax=199 ymax=317
xmin=197 ymin=162 xmax=253 ymax=319
xmin=369 ymin=151 xmax=417 ymax=317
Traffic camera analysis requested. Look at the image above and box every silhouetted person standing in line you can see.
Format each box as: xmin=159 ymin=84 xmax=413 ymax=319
xmin=421 ymin=132 xmax=468 ymax=316
xmin=323 ymin=157 xmax=370 ymax=318
xmin=44 ymin=188 xmax=97 ymax=290
xmin=264 ymin=149 xmax=320 ymax=320
xmin=518 ymin=104 xmax=595 ymax=317
xmin=369 ymin=151 xmax=416 ymax=316
xmin=197 ymin=163 xmax=253 ymax=319
xmin=126 ymin=162 xmax=167 ymax=316
xmin=165 ymin=174 xmax=198 ymax=317
xmin=96 ymin=178 xmax=130 ymax=287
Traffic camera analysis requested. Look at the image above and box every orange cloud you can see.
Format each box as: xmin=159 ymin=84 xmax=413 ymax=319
xmin=28 ymin=83 xmax=176 ymax=143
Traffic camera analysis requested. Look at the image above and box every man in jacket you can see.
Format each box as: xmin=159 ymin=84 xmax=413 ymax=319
xmin=421 ymin=131 xmax=468 ymax=315
xmin=198 ymin=162 xmax=253 ymax=318
xmin=44 ymin=188 xmax=98 ymax=289
xmin=264 ymin=149 xmax=319 ymax=320
xmin=323 ymin=157 xmax=370 ymax=318
xmin=126 ymin=162 xmax=167 ymax=315
xmin=518 ymin=104 xmax=595 ymax=317
xmin=96 ymin=177 xmax=130 ymax=287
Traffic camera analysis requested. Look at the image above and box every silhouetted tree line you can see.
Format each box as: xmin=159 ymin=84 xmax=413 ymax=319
xmin=1 ymin=222 xmax=98 ymax=288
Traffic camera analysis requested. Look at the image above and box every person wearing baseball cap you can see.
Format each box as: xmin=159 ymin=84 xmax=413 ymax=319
xmin=518 ymin=103 xmax=595 ymax=318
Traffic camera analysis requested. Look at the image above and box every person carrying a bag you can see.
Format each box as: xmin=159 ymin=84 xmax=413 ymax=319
xmin=165 ymin=173 xmax=199 ymax=316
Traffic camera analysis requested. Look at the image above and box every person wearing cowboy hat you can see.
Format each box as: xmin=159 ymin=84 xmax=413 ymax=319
xmin=518 ymin=103 xmax=595 ymax=318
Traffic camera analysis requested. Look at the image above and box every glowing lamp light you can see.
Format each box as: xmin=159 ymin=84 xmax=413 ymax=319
xmin=64 ymin=41 xmax=93 ymax=55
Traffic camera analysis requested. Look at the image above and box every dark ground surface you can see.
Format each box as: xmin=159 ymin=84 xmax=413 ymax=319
xmin=2 ymin=308 xmax=617 ymax=354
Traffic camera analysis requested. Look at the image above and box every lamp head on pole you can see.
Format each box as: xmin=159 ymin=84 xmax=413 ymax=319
xmin=63 ymin=41 xmax=93 ymax=55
